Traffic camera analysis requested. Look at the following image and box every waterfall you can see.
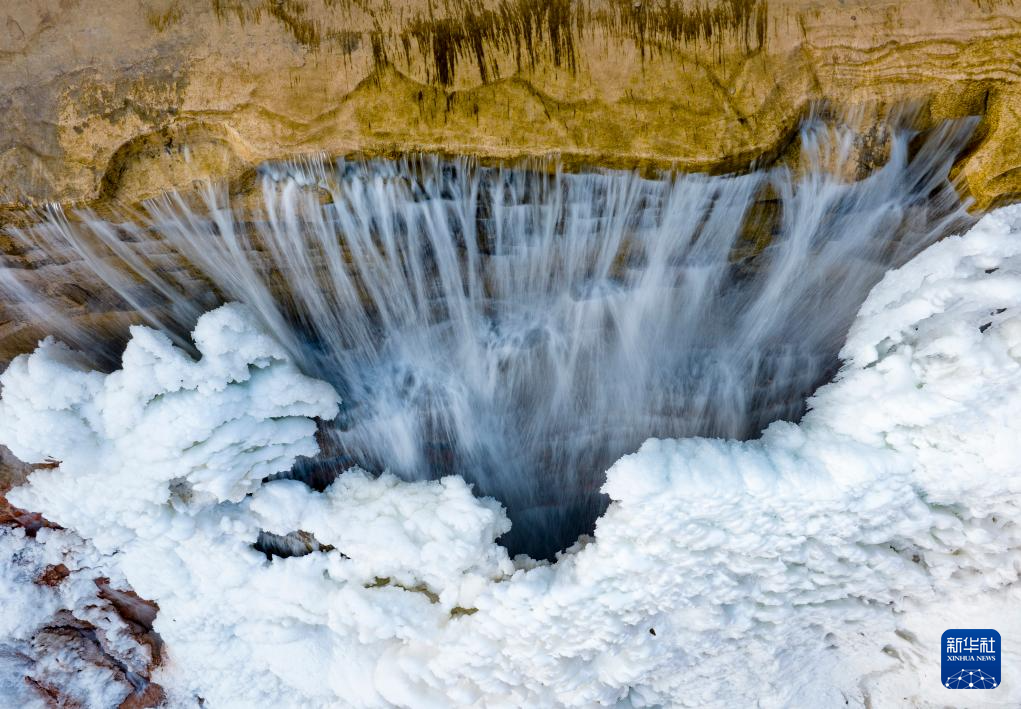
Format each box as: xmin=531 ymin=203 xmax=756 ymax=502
xmin=0 ymin=115 xmax=973 ymax=558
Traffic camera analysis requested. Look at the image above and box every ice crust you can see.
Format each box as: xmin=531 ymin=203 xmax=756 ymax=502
xmin=0 ymin=525 xmax=158 ymax=708
xmin=3 ymin=208 xmax=1021 ymax=707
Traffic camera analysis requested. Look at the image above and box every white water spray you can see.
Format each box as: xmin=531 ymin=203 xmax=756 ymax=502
xmin=0 ymin=116 xmax=972 ymax=557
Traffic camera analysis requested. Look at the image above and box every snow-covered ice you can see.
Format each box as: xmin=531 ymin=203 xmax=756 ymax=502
xmin=2 ymin=206 xmax=1021 ymax=707
xmin=0 ymin=524 xmax=161 ymax=708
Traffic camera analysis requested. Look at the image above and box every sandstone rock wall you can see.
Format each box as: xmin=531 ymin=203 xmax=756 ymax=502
xmin=1 ymin=0 xmax=1021 ymax=211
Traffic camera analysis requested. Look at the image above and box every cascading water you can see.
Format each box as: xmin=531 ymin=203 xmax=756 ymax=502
xmin=0 ymin=114 xmax=973 ymax=558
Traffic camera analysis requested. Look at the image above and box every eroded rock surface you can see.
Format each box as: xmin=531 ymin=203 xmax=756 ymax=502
xmin=1 ymin=0 xmax=1020 ymax=210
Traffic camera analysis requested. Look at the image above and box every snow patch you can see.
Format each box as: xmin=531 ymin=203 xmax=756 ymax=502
xmin=0 ymin=525 xmax=159 ymax=708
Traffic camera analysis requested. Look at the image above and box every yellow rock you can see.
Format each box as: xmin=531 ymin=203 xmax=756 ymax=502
xmin=1 ymin=0 xmax=1019 ymax=497
xmin=0 ymin=0 xmax=1020 ymax=209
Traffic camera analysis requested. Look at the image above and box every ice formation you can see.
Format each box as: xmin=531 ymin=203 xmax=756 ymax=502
xmin=2 ymin=205 xmax=1021 ymax=707
xmin=0 ymin=525 xmax=163 ymax=708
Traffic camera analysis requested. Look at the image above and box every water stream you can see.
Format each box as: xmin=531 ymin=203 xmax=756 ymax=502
xmin=0 ymin=115 xmax=974 ymax=558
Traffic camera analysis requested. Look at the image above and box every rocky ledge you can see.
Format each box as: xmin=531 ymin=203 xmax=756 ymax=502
xmin=1 ymin=0 xmax=1021 ymax=213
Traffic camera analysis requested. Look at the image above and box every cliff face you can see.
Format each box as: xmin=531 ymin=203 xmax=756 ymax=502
xmin=2 ymin=0 xmax=1021 ymax=211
